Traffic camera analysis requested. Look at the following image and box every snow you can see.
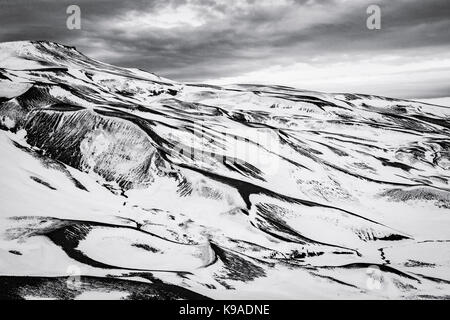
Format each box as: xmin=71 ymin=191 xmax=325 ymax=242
xmin=0 ymin=41 xmax=449 ymax=299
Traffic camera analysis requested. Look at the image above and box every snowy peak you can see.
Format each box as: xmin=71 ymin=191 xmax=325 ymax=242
xmin=0 ymin=40 xmax=91 ymax=69
xmin=0 ymin=40 xmax=174 ymax=85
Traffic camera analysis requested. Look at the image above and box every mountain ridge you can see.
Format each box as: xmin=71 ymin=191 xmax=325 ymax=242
xmin=2 ymin=40 xmax=448 ymax=108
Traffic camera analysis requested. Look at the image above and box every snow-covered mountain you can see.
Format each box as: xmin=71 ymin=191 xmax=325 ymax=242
xmin=0 ymin=41 xmax=449 ymax=299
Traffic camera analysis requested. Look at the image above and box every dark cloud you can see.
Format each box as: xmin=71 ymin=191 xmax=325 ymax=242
xmin=0 ymin=0 xmax=449 ymax=98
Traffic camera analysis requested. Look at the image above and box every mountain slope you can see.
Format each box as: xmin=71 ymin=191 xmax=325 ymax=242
xmin=1 ymin=41 xmax=449 ymax=299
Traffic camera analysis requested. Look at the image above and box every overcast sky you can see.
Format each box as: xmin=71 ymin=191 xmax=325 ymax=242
xmin=0 ymin=0 xmax=449 ymax=99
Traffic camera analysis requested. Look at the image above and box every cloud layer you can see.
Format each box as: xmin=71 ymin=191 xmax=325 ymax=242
xmin=1 ymin=0 xmax=449 ymax=98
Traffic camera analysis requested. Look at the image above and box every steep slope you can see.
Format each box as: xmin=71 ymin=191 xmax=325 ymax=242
xmin=1 ymin=41 xmax=449 ymax=299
